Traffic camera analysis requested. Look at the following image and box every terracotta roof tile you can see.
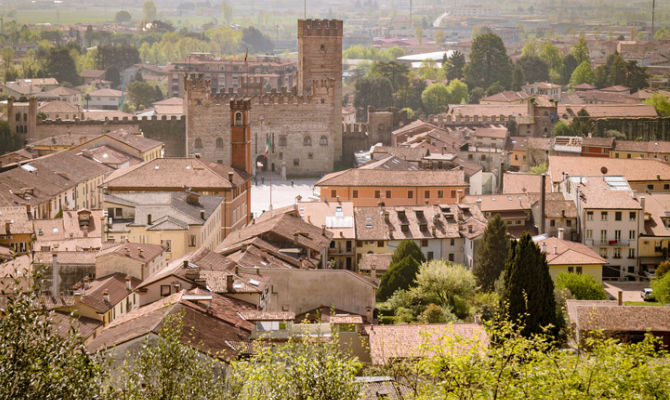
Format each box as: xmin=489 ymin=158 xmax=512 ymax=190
xmin=535 ymin=236 xmax=607 ymax=265
xmin=549 ymin=155 xmax=670 ymax=184
xmin=316 ymin=168 xmax=465 ymax=187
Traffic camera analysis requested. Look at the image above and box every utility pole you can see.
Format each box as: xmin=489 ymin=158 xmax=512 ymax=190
xmin=651 ymin=0 xmax=656 ymax=40
xmin=410 ymin=0 xmax=413 ymax=30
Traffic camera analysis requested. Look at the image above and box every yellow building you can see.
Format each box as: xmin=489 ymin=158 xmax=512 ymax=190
xmin=636 ymin=194 xmax=670 ymax=276
xmin=536 ymin=235 xmax=607 ymax=282
xmin=611 ymin=140 xmax=670 ymax=162
xmin=0 ymin=207 xmax=34 ymax=255
xmin=104 ymin=191 xmax=224 ymax=260
xmin=72 ymin=273 xmax=140 ymax=327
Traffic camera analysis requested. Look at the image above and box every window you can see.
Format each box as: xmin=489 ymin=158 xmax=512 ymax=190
xmin=600 ymin=248 xmax=607 ymax=258
xmin=665 ymin=184 xmax=670 ymax=190
xmin=614 ymin=248 xmax=621 ymax=259
xmin=421 ymin=239 xmax=428 ymax=247
xmin=424 ymin=190 xmax=430 ymax=199
xmin=293 ymin=159 xmax=299 ymax=166
xmin=615 ymin=230 xmax=621 ymax=241
xmin=647 ymin=184 xmax=654 ymax=190
xmin=303 ymin=136 xmax=312 ymax=146
xmin=189 ymin=235 xmax=196 ymax=247
xmin=437 ymin=190 xmax=444 ymax=199
xmin=194 ymin=138 xmax=203 ymax=148
xmin=374 ymin=190 xmax=381 ymax=199
xmin=628 ymin=248 xmax=635 ymax=259
xmin=161 ymin=239 xmax=172 ymax=252
xmin=514 ymin=154 xmax=519 ymax=160
xmin=308 ymin=152 xmax=313 ymax=159
xmin=234 ymin=112 xmax=242 ymax=126
xmin=615 ymin=211 xmax=622 ymax=221
xmin=278 ymin=135 xmax=287 ymax=147
xmin=629 ymin=212 xmax=636 ymax=221
xmin=115 ymin=207 xmax=122 ymax=217
xmin=601 ymin=212 xmax=607 ymax=221
xmin=550 ymin=219 xmax=555 ymax=227
xmin=576 ymin=266 xmax=582 ymax=274
xmin=568 ymin=266 xmax=574 ymax=273
xmin=448 ymin=253 xmax=454 ymax=262
xmin=566 ymin=219 xmax=572 ymax=227
xmin=216 ymin=137 xmax=224 ymax=148
xmin=356 ymin=241 xmax=362 ymax=248
xmin=352 ymin=190 xmax=358 ymax=198
xmin=600 ymin=230 xmax=607 ymax=242
xmin=468 ymin=154 xmax=473 ymax=160
xmin=629 ymin=230 xmax=635 ymax=239
xmin=160 ymin=285 xmax=171 ymax=297
xmin=480 ymin=154 xmax=486 ymax=161
xmin=427 ymin=251 xmax=434 ymax=260
xmin=587 ymin=211 xmax=593 ymax=220
xmin=586 ymin=229 xmax=592 ymax=239
xmin=319 ymin=135 xmax=328 ymax=145
xmin=377 ymin=241 xmax=384 ymax=247
xmin=385 ymin=190 xmax=391 ymax=198
xmin=408 ymin=191 xmax=413 ymax=199
xmin=330 ymin=190 xmax=337 ymax=198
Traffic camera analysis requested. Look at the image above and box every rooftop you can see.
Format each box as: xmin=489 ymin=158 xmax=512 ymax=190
xmin=316 ymin=168 xmax=466 ymax=187
xmin=534 ymin=236 xmax=607 ymax=265
xmin=548 ymin=155 xmax=670 ymax=184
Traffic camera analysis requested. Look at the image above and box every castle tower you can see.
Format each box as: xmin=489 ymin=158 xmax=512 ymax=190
xmin=297 ymin=19 xmax=343 ymax=99
xmin=230 ymin=99 xmax=252 ymax=174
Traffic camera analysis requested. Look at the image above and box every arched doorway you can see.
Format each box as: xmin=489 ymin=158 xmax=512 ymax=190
xmin=255 ymin=155 xmax=268 ymax=172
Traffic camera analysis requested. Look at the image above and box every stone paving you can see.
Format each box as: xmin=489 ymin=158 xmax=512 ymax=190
xmin=250 ymin=171 xmax=321 ymax=218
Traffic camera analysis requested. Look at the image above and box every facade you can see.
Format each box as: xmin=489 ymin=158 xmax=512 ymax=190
xmin=611 ymin=140 xmax=670 ymax=161
xmin=87 ymin=89 xmax=122 ymax=110
xmin=72 ymin=273 xmax=141 ymax=326
xmin=463 ymin=193 xmax=534 ymax=238
xmin=297 ymin=201 xmax=356 ymax=271
xmin=535 ymin=233 xmax=607 ymax=282
xmin=185 ymin=19 xmax=343 ymax=176
xmin=37 ymin=101 xmax=83 ymax=121
xmin=0 ymin=207 xmax=33 ymax=255
xmin=521 ymin=82 xmax=562 ymax=102
xmin=95 ymin=243 xmax=166 ymax=281
xmin=636 ymin=194 xmax=670 ymax=275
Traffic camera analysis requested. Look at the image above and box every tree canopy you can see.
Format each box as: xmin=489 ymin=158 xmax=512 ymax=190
xmin=242 ymin=27 xmax=274 ymax=54
xmin=377 ymin=240 xmax=426 ymax=300
xmin=353 ymin=76 xmax=394 ymax=121
xmin=554 ymin=272 xmax=608 ymax=300
xmin=143 ymin=0 xmax=157 ymax=21
xmin=645 ymin=93 xmax=670 ymax=117
xmin=475 ymin=214 xmax=509 ymax=292
xmin=569 ymin=61 xmax=595 ymax=86
xmin=115 ymin=10 xmax=132 ymax=23
xmin=45 ymin=47 xmax=80 ymax=86
xmin=464 ymin=33 xmax=512 ymax=91
xmin=517 ymin=55 xmax=549 ymax=84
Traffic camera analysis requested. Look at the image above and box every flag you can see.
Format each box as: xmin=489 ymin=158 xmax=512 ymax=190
xmin=244 ymin=48 xmax=248 ymax=63
xmin=264 ymin=135 xmax=271 ymax=157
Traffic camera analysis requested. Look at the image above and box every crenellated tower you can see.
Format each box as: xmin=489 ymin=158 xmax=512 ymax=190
xmin=230 ymin=99 xmax=252 ymax=175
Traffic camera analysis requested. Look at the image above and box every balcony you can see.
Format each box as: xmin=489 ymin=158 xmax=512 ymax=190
xmin=586 ymin=239 xmax=630 ymax=247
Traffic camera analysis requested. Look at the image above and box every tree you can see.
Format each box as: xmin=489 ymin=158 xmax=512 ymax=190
xmin=511 ymin=65 xmax=524 ymax=91
xmin=606 ymin=129 xmax=626 ymax=140
xmin=377 ymin=239 xmax=426 ymax=300
xmin=569 ymin=61 xmax=595 ymax=86
xmin=127 ymin=80 xmax=161 ymax=110
xmin=475 ymin=214 xmax=509 ymax=292
xmin=433 ymin=30 xmax=445 ymax=45
xmin=501 ymin=232 xmax=558 ymax=337
xmin=421 ymin=83 xmax=450 ymax=115
xmin=651 ymin=272 xmax=670 ymax=304
xmin=463 ymin=33 xmax=513 ymax=91
xmin=118 ymin=312 xmax=228 ymax=399
xmin=416 ymin=60 xmax=441 ymax=81
xmin=1 ymin=46 xmax=14 ymax=82
xmin=530 ymin=162 xmax=548 ymax=174
xmin=656 ymin=261 xmax=670 ymax=278
xmin=221 ymin=1 xmax=233 ymax=24
xmin=370 ymin=60 xmax=409 ymax=92
xmin=0 ymin=120 xmax=22 ymax=155
xmin=485 ymin=82 xmax=504 ymax=96
xmin=538 ymin=41 xmax=563 ymax=81
xmin=554 ymin=272 xmax=607 ymax=300
xmin=143 ymin=0 xmax=157 ymax=21
xmin=242 ymin=26 xmax=274 ymax=54
xmin=104 ymin=66 xmax=120 ymax=88
xmin=115 ymin=10 xmax=132 ymax=23
xmin=561 ymin=53 xmax=579 ymax=85
xmin=469 ymin=87 xmax=485 ymax=104
xmin=570 ymin=108 xmax=593 ymax=136
xmin=414 ymin=26 xmax=424 ymax=45
xmin=443 ymin=51 xmax=465 ymax=81
xmin=521 ymin=40 xmax=538 ymax=57
xmin=353 ymin=76 xmax=394 ymax=121
xmin=552 ymin=120 xmax=572 ymax=136
xmin=517 ymin=55 xmax=549 ymax=84
xmin=446 ymin=79 xmax=469 ymax=104
xmin=0 ymin=273 xmax=106 ymax=399
xmin=45 ymin=47 xmax=80 ymax=86
xmin=572 ymin=36 xmax=590 ymax=64
xmin=394 ymin=77 xmax=425 ymax=113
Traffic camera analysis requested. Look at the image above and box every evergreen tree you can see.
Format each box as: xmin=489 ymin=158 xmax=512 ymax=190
xmin=463 ymin=33 xmax=513 ymax=90
xmin=570 ymin=108 xmax=593 ymax=136
xmin=474 ymin=214 xmax=509 ymax=292
xmin=377 ymin=240 xmax=425 ymax=300
xmin=501 ymin=233 xmax=558 ymax=337
xmin=444 ymin=51 xmax=465 ymax=80
xmin=45 ymin=47 xmax=80 ymax=86
xmin=517 ymin=55 xmax=549 ymax=84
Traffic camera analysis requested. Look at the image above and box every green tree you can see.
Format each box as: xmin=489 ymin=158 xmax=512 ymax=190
xmin=561 ymin=53 xmax=579 ymax=85
xmin=45 ymin=47 xmax=80 ymax=85
xmin=552 ymin=120 xmax=572 ymax=136
xmin=554 ymin=272 xmax=607 ymax=300
xmin=485 ymin=81 xmax=504 ymax=96
xmin=433 ymin=30 xmax=445 ymax=45
xmin=520 ymin=40 xmax=538 ymax=57
xmin=1 ymin=46 xmax=14 ymax=82
xmin=221 ymin=1 xmax=233 ymax=24
xmin=651 ymin=272 xmax=670 ymax=303
xmin=511 ymin=64 xmax=524 ymax=91
xmin=539 ymin=41 xmax=563 ymax=81
xmin=0 ymin=273 xmax=106 ymax=399
xmin=115 ymin=10 xmax=132 ymax=23
xmin=370 ymin=61 xmax=409 ymax=92
xmin=469 ymin=87 xmax=485 ymax=104
xmin=377 ymin=240 xmax=426 ymax=300
xmin=143 ymin=0 xmax=157 ymax=21
xmin=242 ymin=26 xmax=274 ymax=54
xmin=569 ymin=61 xmax=595 ymax=86
xmin=475 ymin=214 xmax=509 ymax=292
xmin=530 ymin=162 xmax=548 ymax=174
xmin=571 ymin=36 xmax=590 ymax=64
xmin=443 ymin=51 xmax=465 ymax=81
xmin=118 ymin=312 xmax=228 ymax=399
xmin=0 ymin=120 xmax=23 ymax=154
xmin=417 ymin=59 xmax=441 ymax=81
xmin=517 ymin=55 xmax=549 ymax=84
xmin=570 ymin=108 xmax=593 ymax=136
xmin=446 ymin=79 xmax=469 ymax=104
xmin=414 ymin=26 xmax=424 ymax=45
xmin=127 ymin=80 xmax=161 ymax=110
xmin=463 ymin=33 xmax=513 ymax=91
xmin=353 ymin=76 xmax=394 ymax=121
xmin=501 ymin=232 xmax=558 ymax=337
xmin=104 ymin=66 xmax=120 ymax=88
xmin=394 ymin=77 xmax=426 ymax=113
xmin=656 ymin=261 xmax=670 ymax=278
xmin=421 ymin=83 xmax=450 ymax=114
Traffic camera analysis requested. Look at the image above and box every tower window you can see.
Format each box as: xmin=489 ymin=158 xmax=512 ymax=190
xmin=216 ymin=138 xmax=224 ymax=148
xmin=278 ymin=135 xmax=287 ymax=147
xmin=234 ymin=112 xmax=243 ymax=126
xmin=320 ymin=135 xmax=328 ymax=145
xmin=194 ymin=138 xmax=203 ymax=148
xmin=293 ymin=159 xmax=299 ymax=166
xmin=303 ymin=136 xmax=312 ymax=146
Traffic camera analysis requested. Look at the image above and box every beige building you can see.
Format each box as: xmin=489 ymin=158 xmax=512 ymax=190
xmin=636 ymin=194 xmax=670 ymax=276
xmin=72 ymin=273 xmax=141 ymax=326
xmin=535 ymin=234 xmax=608 ymax=282
xmin=103 ymin=191 xmax=224 ymax=260
xmin=95 ymin=243 xmax=166 ymax=281
xmin=297 ymin=201 xmax=356 ymax=270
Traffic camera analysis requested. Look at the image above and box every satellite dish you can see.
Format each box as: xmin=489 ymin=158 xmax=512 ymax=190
xmin=600 ymin=166 xmax=608 ymax=174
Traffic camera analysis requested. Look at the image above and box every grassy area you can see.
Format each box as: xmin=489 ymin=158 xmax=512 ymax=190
xmin=11 ymin=8 xmax=116 ymax=25
xmin=624 ymin=301 xmax=665 ymax=306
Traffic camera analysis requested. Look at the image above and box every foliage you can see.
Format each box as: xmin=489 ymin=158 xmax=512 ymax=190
xmin=656 ymin=261 xmax=670 ymax=278
xmin=414 ymin=26 xmax=424 ymax=45
xmin=143 ymin=0 xmax=157 ymax=21
xmin=570 ymin=108 xmax=593 ymax=136
xmin=485 ymin=82 xmax=504 ymax=96
xmin=0 ymin=120 xmax=23 ymax=155
xmin=369 ymin=61 xmax=409 ymax=92
xmin=561 ymin=53 xmax=579 ymax=85
xmin=127 ymin=81 xmax=163 ymax=110
xmin=227 ymin=332 xmax=361 ymax=400
xmin=416 ymin=60 xmax=443 ymax=81
xmin=421 ymin=80 xmax=468 ymax=115
xmin=118 ymin=312 xmax=228 ymax=399
xmin=0 ymin=272 xmax=106 ymax=399
xmin=221 ymin=1 xmax=233 ymax=24
xmin=517 ymin=55 xmax=549 ymax=84
xmin=388 ymin=260 xmax=477 ymax=322
xmin=571 ymin=37 xmax=590 ymax=64
xmin=530 ymin=162 xmax=548 ymax=174
xmin=353 ymin=76 xmax=394 ymax=121
xmin=554 ymin=272 xmax=608 ymax=300
xmin=242 ymin=27 xmax=274 ymax=54
xmin=553 ymin=120 xmax=572 ymax=136
xmin=115 ymin=10 xmax=132 ymax=23
xmin=433 ymin=30 xmax=445 ymax=45
xmin=651 ymin=272 xmax=670 ymax=304
xmin=645 ymin=94 xmax=670 ymax=117
xmin=593 ymin=53 xmax=649 ymax=90
xmin=475 ymin=214 xmax=509 ymax=292
xmin=95 ymin=45 xmax=140 ymax=71
xmin=417 ymin=314 xmax=670 ymax=399
xmin=469 ymin=87 xmax=485 ymax=104
xmin=538 ymin=41 xmax=563 ymax=82
xmin=377 ymin=240 xmax=425 ymax=301
xmin=605 ymin=129 xmax=626 ymax=139
xmin=443 ymin=51 xmax=465 ymax=81
xmin=464 ymin=33 xmax=513 ymax=91
xmin=45 ymin=47 xmax=80 ymax=85
xmin=500 ymin=233 xmax=558 ymax=337
xmin=395 ymin=78 xmax=426 ymax=114
xmin=342 ymin=45 xmax=405 ymax=62
xmin=569 ymin=61 xmax=595 ymax=86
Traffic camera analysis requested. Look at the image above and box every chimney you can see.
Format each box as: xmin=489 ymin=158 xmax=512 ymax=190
xmin=456 ymin=189 xmax=463 ymax=203
xmin=365 ymin=306 xmax=373 ymax=323
xmin=383 ymin=211 xmax=390 ymax=224
xmin=558 ymin=227 xmax=564 ymax=240
xmin=83 ymin=275 xmax=90 ymax=290
xmin=640 ymin=196 xmax=646 ymax=211
xmin=125 ymin=275 xmax=132 ymax=290
xmin=228 ymin=171 xmax=234 ymax=183
xmin=553 ymin=246 xmax=558 ymax=255
xmin=102 ymin=289 xmax=110 ymax=303
xmin=173 ymin=281 xmax=181 ymax=292
xmin=138 ymin=248 xmax=144 ymax=257
xmin=541 ymin=242 xmax=547 ymax=252
xmin=226 ymin=274 xmax=234 ymax=292
xmin=200 ymin=209 xmax=205 ymax=220
xmin=4 ymin=221 xmax=10 ymax=235
xmin=124 ymin=247 xmax=130 ymax=256
xmin=51 ymin=253 xmax=59 ymax=298
xmin=540 ymin=174 xmax=546 ymax=234
xmin=618 ymin=290 xmax=623 ymax=306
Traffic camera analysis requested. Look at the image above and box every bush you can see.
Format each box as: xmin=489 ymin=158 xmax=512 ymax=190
xmin=554 ymin=272 xmax=608 ymax=300
xmin=651 ymin=272 xmax=670 ymax=304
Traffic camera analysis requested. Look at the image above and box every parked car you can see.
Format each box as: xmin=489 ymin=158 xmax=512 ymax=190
xmin=641 ymin=288 xmax=655 ymax=301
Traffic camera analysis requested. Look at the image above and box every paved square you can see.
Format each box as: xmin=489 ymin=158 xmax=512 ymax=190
xmin=250 ymin=172 xmax=320 ymax=218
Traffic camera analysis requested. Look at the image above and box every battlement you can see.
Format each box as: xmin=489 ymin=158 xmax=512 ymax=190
xmin=230 ymin=99 xmax=251 ymax=110
xmin=342 ymin=122 xmax=368 ymax=134
xmin=37 ymin=115 xmax=185 ymax=125
xmin=298 ymin=19 xmax=343 ymax=37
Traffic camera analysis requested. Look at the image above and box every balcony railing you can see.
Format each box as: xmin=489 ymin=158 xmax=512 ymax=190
xmin=586 ymin=239 xmax=630 ymax=247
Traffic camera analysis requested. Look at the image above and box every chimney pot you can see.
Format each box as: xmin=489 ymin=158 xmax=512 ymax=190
xmin=558 ymin=227 xmax=565 ymax=240
xmin=553 ymin=246 xmax=557 ymax=255
xmin=618 ymin=290 xmax=623 ymax=306
xmin=200 ymin=209 xmax=205 ymax=220
xmin=83 ymin=275 xmax=90 ymax=290
xmin=228 ymin=171 xmax=234 ymax=183
xmin=226 ymin=275 xmax=235 ymax=292
xmin=103 ymin=289 xmax=110 ymax=303
xmin=125 ymin=275 xmax=131 ymax=290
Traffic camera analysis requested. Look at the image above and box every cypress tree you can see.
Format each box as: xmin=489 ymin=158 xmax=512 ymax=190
xmin=377 ymin=240 xmax=426 ymax=300
xmin=501 ymin=233 xmax=558 ymax=337
xmin=474 ymin=214 xmax=509 ymax=292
